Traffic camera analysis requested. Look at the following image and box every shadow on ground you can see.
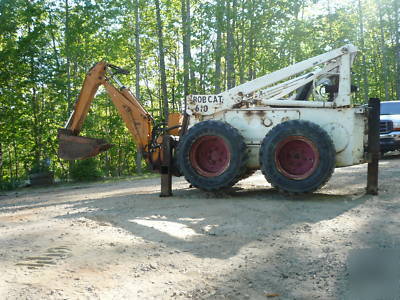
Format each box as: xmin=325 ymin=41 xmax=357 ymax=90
xmin=53 ymin=182 xmax=368 ymax=260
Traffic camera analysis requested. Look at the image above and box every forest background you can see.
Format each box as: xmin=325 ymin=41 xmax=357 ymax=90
xmin=0 ymin=0 xmax=399 ymax=189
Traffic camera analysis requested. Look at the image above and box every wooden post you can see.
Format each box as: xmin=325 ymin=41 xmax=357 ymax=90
xmin=366 ymin=98 xmax=380 ymax=195
xmin=160 ymin=134 xmax=172 ymax=197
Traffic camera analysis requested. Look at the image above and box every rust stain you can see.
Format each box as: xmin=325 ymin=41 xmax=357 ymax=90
xmin=281 ymin=117 xmax=290 ymax=123
xmin=256 ymin=110 xmax=266 ymax=117
xmin=243 ymin=110 xmax=255 ymax=123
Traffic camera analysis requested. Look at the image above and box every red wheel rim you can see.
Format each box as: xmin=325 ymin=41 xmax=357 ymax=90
xmin=275 ymin=136 xmax=319 ymax=180
xmin=189 ymin=135 xmax=231 ymax=177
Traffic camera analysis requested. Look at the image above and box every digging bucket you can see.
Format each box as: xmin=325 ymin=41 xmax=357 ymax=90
xmin=58 ymin=128 xmax=113 ymax=160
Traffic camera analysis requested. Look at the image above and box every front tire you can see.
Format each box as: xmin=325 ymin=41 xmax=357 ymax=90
xmin=259 ymin=120 xmax=335 ymax=194
xmin=176 ymin=120 xmax=248 ymax=191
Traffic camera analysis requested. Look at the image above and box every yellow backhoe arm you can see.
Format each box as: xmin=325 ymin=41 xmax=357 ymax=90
xmin=58 ymin=62 xmax=157 ymax=164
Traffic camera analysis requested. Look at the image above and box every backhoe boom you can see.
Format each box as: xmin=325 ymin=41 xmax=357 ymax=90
xmin=58 ymin=62 xmax=156 ymax=164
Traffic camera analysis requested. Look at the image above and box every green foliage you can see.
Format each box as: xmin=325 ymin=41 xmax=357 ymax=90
xmin=70 ymin=159 xmax=103 ymax=182
xmin=29 ymin=159 xmax=51 ymax=175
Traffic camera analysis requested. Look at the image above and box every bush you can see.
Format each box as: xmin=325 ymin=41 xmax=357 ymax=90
xmin=70 ymin=158 xmax=102 ymax=182
xmin=0 ymin=179 xmax=21 ymax=191
xmin=29 ymin=159 xmax=51 ymax=175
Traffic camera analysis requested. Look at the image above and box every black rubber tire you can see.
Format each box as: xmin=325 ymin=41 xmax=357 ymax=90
xmin=259 ymin=120 xmax=335 ymax=194
xmin=176 ymin=120 xmax=248 ymax=191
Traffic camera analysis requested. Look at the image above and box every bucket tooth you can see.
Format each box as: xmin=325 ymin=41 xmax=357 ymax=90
xmin=58 ymin=128 xmax=113 ymax=160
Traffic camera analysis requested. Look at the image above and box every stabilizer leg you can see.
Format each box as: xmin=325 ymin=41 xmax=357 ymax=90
xmin=366 ymin=98 xmax=380 ymax=195
xmin=160 ymin=134 xmax=172 ymax=197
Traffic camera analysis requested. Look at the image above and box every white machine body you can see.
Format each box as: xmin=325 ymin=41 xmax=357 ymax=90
xmin=185 ymin=44 xmax=368 ymax=169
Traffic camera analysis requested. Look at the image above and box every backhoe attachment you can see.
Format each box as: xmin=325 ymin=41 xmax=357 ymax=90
xmin=58 ymin=61 xmax=156 ymax=161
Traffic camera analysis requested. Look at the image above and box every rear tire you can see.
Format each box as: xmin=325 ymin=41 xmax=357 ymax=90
xmin=176 ymin=120 xmax=248 ymax=191
xmin=259 ymin=120 xmax=335 ymax=194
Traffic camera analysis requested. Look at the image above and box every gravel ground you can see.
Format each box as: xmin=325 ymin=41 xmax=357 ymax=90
xmin=1 ymin=155 xmax=400 ymax=299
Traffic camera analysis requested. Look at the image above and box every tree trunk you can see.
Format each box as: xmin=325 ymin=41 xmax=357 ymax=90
xmin=239 ymin=0 xmax=245 ymax=84
xmin=394 ymin=0 xmax=400 ymax=99
xmin=29 ymin=31 xmax=41 ymax=169
xmin=377 ymin=0 xmax=390 ymax=101
xmin=181 ymin=0 xmax=191 ymax=97
xmin=48 ymin=13 xmax=60 ymax=69
xmin=0 ymin=143 xmax=3 ymax=182
xmin=8 ymin=148 xmax=13 ymax=181
xmin=186 ymin=0 xmax=195 ymax=92
xmin=13 ymin=139 xmax=18 ymax=179
xmin=0 ymin=143 xmax=2 ymax=169
xmin=173 ymin=54 xmax=181 ymax=110
xmin=199 ymin=28 xmax=204 ymax=92
xmin=327 ymin=0 xmax=333 ymax=46
xmin=247 ymin=0 xmax=255 ymax=81
xmin=155 ymin=0 xmax=169 ymax=122
xmin=65 ymin=0 xmax=72 ymax=112
xmin=226 ymin=0 xmax=236 ymax=89
xmin=134 ymin=0 xmax=142 ymax=174
xmin=65 ymin=0 xmax=74 ymax=179
xmin=291 ymin=1 xmax=303 ymax=63
xmin=171 ymin=55 xmax=176 ymax=110
xmin=358 ymin=0 xmax=369 ymax=102
xmin=215 ymin=0 xmax=224 ymax=93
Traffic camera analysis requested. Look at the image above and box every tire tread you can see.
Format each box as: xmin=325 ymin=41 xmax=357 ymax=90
xmin=176 ymin=120 xmax=249 ymax=191
xmin=259 ymin=120 xmax=335 ymax=194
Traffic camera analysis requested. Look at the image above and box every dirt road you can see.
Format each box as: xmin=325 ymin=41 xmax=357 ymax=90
xmin=1 ymin=156 xmax=400 ymax=299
